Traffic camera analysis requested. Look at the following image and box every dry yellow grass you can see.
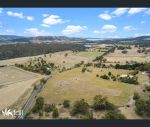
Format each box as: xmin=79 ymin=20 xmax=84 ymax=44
xmin=0 ymin=66 xmax=43 ymax=112
xmin=40 ymin=67 xmax=140 ymax=106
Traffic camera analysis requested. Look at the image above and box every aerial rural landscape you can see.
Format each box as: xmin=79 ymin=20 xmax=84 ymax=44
xmin=0 ymin=8 xmax=150 ymax=119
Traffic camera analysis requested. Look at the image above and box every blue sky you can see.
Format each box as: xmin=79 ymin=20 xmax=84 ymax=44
xmin=0 ymin=8 xmax=150 ymax=38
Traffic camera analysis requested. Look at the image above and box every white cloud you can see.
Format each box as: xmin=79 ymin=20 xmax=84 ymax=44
xmin=42 ymin=15 xmax=69 ymax=27
xmin=26 ymin=16 xmax=34 ymax=21
xmin=62 ymin=25 xmax=87 ymax=35
xmin=0 ymin=8 xmax=3 ymax=14
xmin=101 ymin=24 xmax=117 ymax=33
xmin=93 ymin=30 xmax=101 ymax=34
xmin=112 ymin=8 xmax=129 ymax=17
xmin=24 ymin=28 xmax=50 ymax=36
xmin=98 ymin=13 xmax=112 ymax=20
xmin=41 ymin=24 xmax=50 ymax=28
xmin=7 ymin=11 xmax=34 ymax=21
xmin=7 ymin=11 xmax=24 ymax=18
xmin=128 ymin=8 xmax=147 ymax=15
xmin=141 ymin=21 xmax=146 ymax=24
xmin=42 ymin=14 xmax=49 ymax=17
xmin=123 ymin=25 xmax=136 ymax=31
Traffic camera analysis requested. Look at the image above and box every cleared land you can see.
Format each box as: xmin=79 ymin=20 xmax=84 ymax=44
xmin=105 ymin=46 xmax=150 ymax=64
xmin=0 ymin=66 xmax=43 ymax=112
xmin=40 ymin=67 xmax=146 ymax=106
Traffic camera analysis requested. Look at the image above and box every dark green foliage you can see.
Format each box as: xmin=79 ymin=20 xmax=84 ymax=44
xmin=96 ymin=74 xmax=99 ymax=77
xmin=52 ymin=108 xmax=59 ymax=118
xmin=44 ymin=104 xmax=55 ymax=113
xmin=100 ymin=74 xmax=109 ymax=80
xmin=32 ymin=97 xmax=44 ymax=113
xmin=81 ymin=67 xmax=86 ymax=73
xmin=120 ymin=76 xmax=138 ymax=85
xmin=102 ymin=111 xmax=126 ymax=119
xmin=0 ymin=43 xmax=86 ymax=60
xmin=71 ymin=99 xmax=89 ymax=116
xmin=63 ymin=100 xmax=70 ymax=108
xmin=93 ymin=95 xmax=115 ymax=111
xmin=108 ymin=72 xmax=111 ymax=76
xmin=133 ymin=92 xmax=140 ymax=100
xmin=135 ymin=97 xmax=150 ymax=117
xmin=145 ymin=86 xmax=150 ymax=92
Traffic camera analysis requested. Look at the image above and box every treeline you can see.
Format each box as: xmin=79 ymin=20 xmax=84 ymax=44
xmin=115 ymin=62 xmax=150 ymax=72
xmin=0 ymin=43 xmax=86 ymax=60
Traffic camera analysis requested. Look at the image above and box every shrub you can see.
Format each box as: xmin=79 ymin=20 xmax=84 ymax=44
xmin=135 ymin=99 xmax=146 ymax=115
xmin=44 ymin=104 xmax=55 ymax=113
xmin=32 ymin=97 xmax=44 ymax=113
xmin=39 ymin=111 xmax=43 ymax=117
xmin=100 ymin=75 xmax=109 ymax=80
xmin=93 ymin=95 xmax=115 ymax=111
xmin=81 ymin=67 xmax=86 ymax=73
xmin=63 ymin=100 xmax=70 ymax=108
xmin=71 ymin=99 xmax=89 ymax=116
xmin=96 ymin=74 xmax=99 ymax=77
xmin=102 ymin=111 xmax=126 ymax=119
xmin=145 ymin=86 xmax=150 ymax=92
xmin=80 ymin=111 xmax=93 ymax=119
xmin=108 ymin=72 xmax=112 ymax=76
xmin=135 ymin=98 xmax=150 ymax=117
xmin=52 ymin=108 xmax=59 ymax=118
xmin=133 ymin=92 xmax=140 ymax=100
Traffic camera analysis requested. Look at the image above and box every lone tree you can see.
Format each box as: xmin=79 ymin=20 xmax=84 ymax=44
xmin=52 ymin=108 xmax=59 ymax=118
xmin=71 ymin=99 xmax=89 ymax=116
xmin=63 ymin=100 xmax=70 ymax=108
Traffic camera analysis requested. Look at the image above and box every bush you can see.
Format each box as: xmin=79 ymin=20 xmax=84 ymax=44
xmin=93 ymin=95 xmax=115 ymax=111
xmin=135 ymin=99 xmax=146 ymax=115
xmin=96 ymin=74 xmax=99 ymax=77
xmin=108 ymin=72 xmax=112 ymax=76
xmin=102 ymin=111 xmax=126 ymax=119
xmin=120 ymin=76 xmax=138 ymax=85
xmin=52 ymin=108 xmax=59 ymax=118
xmin=63 ymin=100 xmax=70 ymax=108
xmin=100 ymin=75 xmax=109 ymax=80
xmin=71 ymin=99 xmax=89 ymax=116
xmin=81 ymin=67 xmax=86 ymax=73
xmin=32 ymin=97 xmax=44 ymax=113
xmin=44 ymin=104 xmax=55 ymax=113
xmin=133 ymin=92 xmax=140 ymax=100
xmin=135 ymin=98 xmax=150 ymax=117
xmin=39 ymin=111 xmax=43 ymax=117
xmin=145 ymin=86 xmax=150 ymax=92
xmin=80 ymin=111 xmax=93 ymax=119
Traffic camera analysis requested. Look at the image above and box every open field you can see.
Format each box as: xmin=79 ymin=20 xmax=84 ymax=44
xmin=78 ymin=51 xmax=104 ymax=58
xmin=0 ymin=66 xmax=43 ymax=111
xmin=40 ymin=67 xmax=146 ymax=106
xmin=105 ymin=46 xmax=150 ymax=64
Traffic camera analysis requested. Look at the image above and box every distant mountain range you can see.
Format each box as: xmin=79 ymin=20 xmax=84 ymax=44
xmin=0 ymin=35 xmax=150 ymax=46
xmin=0 ymin=35 xmax=86 ymax=44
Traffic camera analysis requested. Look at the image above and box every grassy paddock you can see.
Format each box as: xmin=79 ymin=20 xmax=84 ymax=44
xmin=39 ymin=67 xmax=144 ymax=106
